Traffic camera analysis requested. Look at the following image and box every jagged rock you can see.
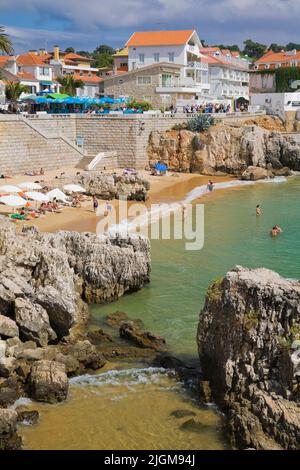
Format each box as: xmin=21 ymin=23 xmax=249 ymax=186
xmin=16 ymin=407 xmax=39 ymax=425
xmin=14 ymin=298 xmax=57 ymax=347
xmin=0 ymin=357 xmax=16 ymax=378
xmin=0 ymin=377 xmax=20 ymax=406
xmin=0 ymin=314 xmax=19 ymax=339
xmin=0 ymin=408 xmax=22 ymax=450
xmin=105 ymin=311 xmax=144 ymax=329
xmin=0 ymin=284 xmax=15 ymax=317
xmin=120 ymin=321 xmax=167 ymax=351
xmin=54 ymin=353 xmax=81 ymax=376
xmin=147 ymin=124 xmax=300 ymax=174
xmin=199 ymin=380 xmax=212 ymax=403
xmin=198 ymin=266 xmax=300 ymax=449
xmin=74 ymin=172 xmax=150 ymax=201
xmin=0 ymin=340 xmax=6 ymax=359
xmin=65 ymin=340 xmax=106 ymax=370
xmin=29 ymin=360 xmax=69 ymax=403
xmin=241 ymin=166 xmax=271 ymax=181
xmin=87 ymin=328 xmax=114 ymax=345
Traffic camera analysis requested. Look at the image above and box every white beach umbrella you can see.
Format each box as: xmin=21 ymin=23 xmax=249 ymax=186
xmin=63 ymin=184 xmax=85 ymax=193
xmin=0 ymin=185 xmax=21 ymax=193
xmin=19 ymin=182 xmax=43 ymax=190
xmin=47 ymin=188 xmax=68 ymax=202
xmin=25 ymin=192 xmax=49 ymax=202
xmin=0 ymin=195 xmax=26 ymax=207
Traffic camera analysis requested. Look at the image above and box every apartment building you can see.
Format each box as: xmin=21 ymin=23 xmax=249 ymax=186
xmin=125 ymin=30 xmax=210 ymax=97
xmin=255 ymin=49 xmax=300 ymax=70
xmin=200 ymin=47 xmax=250 ymax=100
xmin=48 ymin=46 xmax=102 ymax=97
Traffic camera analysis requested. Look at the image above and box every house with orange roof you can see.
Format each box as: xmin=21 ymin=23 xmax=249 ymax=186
xmin=254 ymin=49 xmax=300 ymax=70
xmin=15 ymin=50 xmax=58 ymax=95
xmin=48 ymin=46 xmax=102 ymax=97
xmin=125 ymin=30 xmax=210 ymax=96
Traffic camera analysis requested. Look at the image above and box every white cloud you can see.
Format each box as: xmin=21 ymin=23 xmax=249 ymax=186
xmin=1 ymin=0 xmax=300 ymax=50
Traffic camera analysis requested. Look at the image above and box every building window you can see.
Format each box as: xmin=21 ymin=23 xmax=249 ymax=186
xmin=161 ymin=74 xmax=172 ymax=87
xmin=139 ymin=54 xmax=145 ymax=63
xmin=168 ymin=52 xmax=175 ymax=62
xmin=39 ymin=67 xmax=50 ymax=75
xmin=137 ymin=76 xmax=152 ymax=85
xmin=154 ymin=53 xmax=160 ymax=63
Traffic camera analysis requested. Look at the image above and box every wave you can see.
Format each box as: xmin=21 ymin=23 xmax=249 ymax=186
xmin=108 ymin=176 xmax=287 ymax=235
xmin=70 ymin=367 xmax=175 ymax=388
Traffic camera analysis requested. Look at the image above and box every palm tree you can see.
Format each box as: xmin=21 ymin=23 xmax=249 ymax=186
xmin=56 ymin=75 xmax=84 ymax=96
xmin=5 ymin=82 xmax=29 ymax=102
xmin=0 ymin=26 xmax=13 ymax=55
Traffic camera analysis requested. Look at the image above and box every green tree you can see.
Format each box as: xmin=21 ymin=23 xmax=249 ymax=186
xmin=5 ymin=82 xmax=29 ymax=102
xmin=76 ymin=50 xmax=92 ymax=58
xmin=243 ymin=39 xmax=267 ymax=59
xmin=94 ymin=44 xmax=115 ymax=55
xmin=56 ymin=75 xmax=84 ymax=96
xmin=65 ymin=47 xmax=75 ymax=53
xmin=0 ymin=26 xmax=13 ymax=55
xmin=269 ymin=43 xmax=285 ymax=52
xmin=92 ymin=52 xmax=114 ymax=68
xmin=285 ymin=42 xmax=300 ymax=51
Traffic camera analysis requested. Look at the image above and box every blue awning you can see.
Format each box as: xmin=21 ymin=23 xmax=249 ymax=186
xmin=40 ymin=81 xmax=53 ymax=85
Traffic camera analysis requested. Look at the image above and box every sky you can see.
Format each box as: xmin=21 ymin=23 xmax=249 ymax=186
xmin=1 ymin=0 xmax=299 ymax=53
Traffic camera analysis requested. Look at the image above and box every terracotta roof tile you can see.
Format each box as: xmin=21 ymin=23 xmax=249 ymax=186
xmin=73 ymin=73 xmax=102 ymax=83
xmin=17 ymin=71 xmax=38 ymax=81
xmin=127 ymin=30 xmax=194 ymax=47
xmin=64 ymin=53 xmax=93 ymax=61
xmin=256 ymin=50 xmax=300 ymax=64
xmin=17 ymin=53 xmax=49 ymax=66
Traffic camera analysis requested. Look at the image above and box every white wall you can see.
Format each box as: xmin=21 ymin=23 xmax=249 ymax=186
xmin=128 ymin=45 xmax=186 ymax=70
xmin=250 ymin=93 xmax=300 ymax=119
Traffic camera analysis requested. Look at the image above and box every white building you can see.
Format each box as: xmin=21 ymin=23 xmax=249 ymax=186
xmin=251 ymin=92 xmax=300 ymax=120
xmin=49 ymin=47 xmax=102 ymax=97
xmin=126 ymin=30 xmax=211 ymax=99
xmin=200 ymin=47 xmax=250 ymax=101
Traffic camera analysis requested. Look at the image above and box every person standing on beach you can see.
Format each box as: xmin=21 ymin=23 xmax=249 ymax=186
xmin=256 ymin=205 xmax=261 ymax=216
xmin=207 ymin=180 xmax=214 ymax=192
xmin=93 ymin=196 xmax=99 ymax=213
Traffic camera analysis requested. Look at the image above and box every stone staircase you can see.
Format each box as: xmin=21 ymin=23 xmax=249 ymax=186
xmin=76 ymin=151 xmax=118 ymax=171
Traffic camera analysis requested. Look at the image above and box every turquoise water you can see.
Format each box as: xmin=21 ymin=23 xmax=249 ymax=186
xmin=92 ymin=177 xmax=300 ymax=357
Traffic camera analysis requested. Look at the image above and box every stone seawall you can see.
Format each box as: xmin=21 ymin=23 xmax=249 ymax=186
xmin=0 ymin=113 xmax=267 ymax=174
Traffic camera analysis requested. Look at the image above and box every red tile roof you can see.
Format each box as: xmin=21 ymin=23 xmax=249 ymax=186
xmin=17 ymin=53 xmax=49 ymax=66
xmin=17 ymin=71 xmax=38 ymax=81
xmin=200 ymin=47 xmax=220 ymax=54
xmin=64 ymin=53 xmax=93 ymax=61
xmin=0 ymin=56 xmax=11 ymax=67
xmin=127 ymin=30 xmax=194 ymax=47
xmin=73 ymin=73 xmax=102 ymax=83
xmin=256 ymin=50 xmax=300 ymax=64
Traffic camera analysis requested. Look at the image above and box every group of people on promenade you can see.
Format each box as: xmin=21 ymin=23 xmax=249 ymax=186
xmin=183 ymin=103 xmax=232 ymax=114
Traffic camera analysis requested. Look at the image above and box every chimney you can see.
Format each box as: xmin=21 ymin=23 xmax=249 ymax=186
xmin=53 ymin=45 xmax=60 ymax=61
xmin=39 ymin=48 xmax=46 ymax=56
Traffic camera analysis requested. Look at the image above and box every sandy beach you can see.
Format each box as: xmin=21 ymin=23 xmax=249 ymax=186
xmin=0 ymin=166 xmax=234 ymax=234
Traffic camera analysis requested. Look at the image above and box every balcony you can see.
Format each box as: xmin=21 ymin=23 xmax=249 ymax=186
xmin=186 ymin=44 xmax=200 ymax=56
xmin=156 ymin=77 xmax=210 ymax=93
xmin=186 ymin=61 xmax=208 ymax=71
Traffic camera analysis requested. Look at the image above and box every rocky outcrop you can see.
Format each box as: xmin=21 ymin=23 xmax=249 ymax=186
xmin=74 ymin=172 xmax=150 ymax=201
xmin=29 ymin=360 xmax=69 ymax=403
xmin=148 ymin=124 xmax=300 ymax=175
xmin=198 ymin=266 xmax=300 ymax=450
xmin=0 ymin=217 xmax=151 ymax=447
xmin=0 ymin=408 xmax=22 ymax=450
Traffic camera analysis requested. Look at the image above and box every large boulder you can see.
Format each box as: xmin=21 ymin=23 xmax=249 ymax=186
xmin=241 ymin=166 xmax=271 ymax=181
xmin=29 ymin=360 xmax=69 ymax=403
xmin=198 ymin=267 xmax=300 ymax=449
xmin=14 ymin=297 xmax=57 ymax=347
xmin=0 ymin=314 xmax=19 ymax=339
xmin=120 ymin=321 xmax=167 ymax=351
xmin=0 ymin=408 xmax=22 ymax=450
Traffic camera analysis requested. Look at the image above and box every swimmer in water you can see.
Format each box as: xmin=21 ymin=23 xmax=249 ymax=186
xmin=271 ymin=225 xmax=282 ymax=237
xmin=256 ymin=204 xmax=261 ymax=216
